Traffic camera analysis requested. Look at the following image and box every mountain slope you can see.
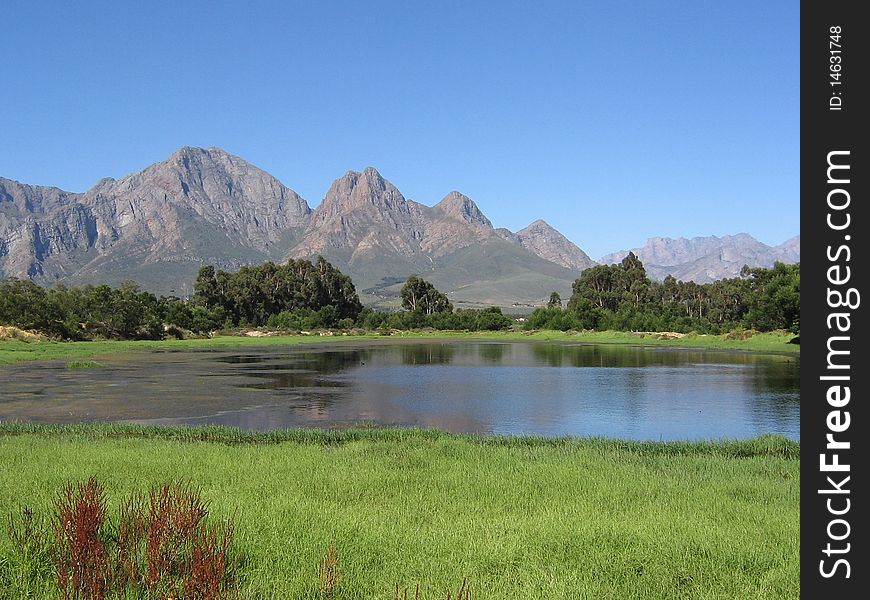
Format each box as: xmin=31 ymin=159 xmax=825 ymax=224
xmin=0 ymin=179 xmax=92 ymax=279
xmin=776 ymin=235 xmax=800 ymax=263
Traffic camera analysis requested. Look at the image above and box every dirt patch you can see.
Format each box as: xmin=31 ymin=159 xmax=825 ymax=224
xmin=244 ymin=330 xmax=280 ymax=337
xmin=0 ymin=326 xmax=47 ymax=341
xmin=631 ymin=331 xmax=686 ymax=340
xmin=724 ymin=329 xmax=759 ymax=341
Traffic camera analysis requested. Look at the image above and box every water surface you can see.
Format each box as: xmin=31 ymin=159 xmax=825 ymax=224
xmin=0 ymin=341 xmax=799 ymax=440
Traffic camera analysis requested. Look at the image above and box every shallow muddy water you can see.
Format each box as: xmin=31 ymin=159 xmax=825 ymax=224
xmin=0 ymin=341 xmax=800 ymax=440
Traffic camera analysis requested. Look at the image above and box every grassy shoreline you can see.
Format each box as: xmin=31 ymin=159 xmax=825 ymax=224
xmin=0 ymin=329 xmax=798 ymax=366
xmin=0 ymin=425 xmax=799 ymax=599
xmin=0 ymin=422 xmax=799 ymax=456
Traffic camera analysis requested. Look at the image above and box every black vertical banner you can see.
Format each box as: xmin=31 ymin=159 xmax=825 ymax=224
xmin=802 ymin=1 xmax=867 ymax=597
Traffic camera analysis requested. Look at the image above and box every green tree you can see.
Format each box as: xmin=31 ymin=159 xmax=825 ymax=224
xmin=742 ymin=262 xmax=800 ymax=333
xmin=569 ymin=264 xmax=620 ymax=311
xmin=547 ymin=292 xmax=562 ymax=309
xmin=400 ymin=276 xmax=453 ymax=315
xmin=193 ymin=266 xmax=218 ymax=305
xmin=619 ymin=252 xmax=650 ymax=306
xmin=192 ymin=257 xmax=362 ymax=326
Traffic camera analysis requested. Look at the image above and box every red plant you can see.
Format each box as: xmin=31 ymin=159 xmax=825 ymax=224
xmin=51 ymin=476 xmax=111 ymax=600
xmin=114 ymin=481 xmax=237 ymax=599
xmin=184 ymin=521 xmax=236 ymax=599
xmin=26 ymin=477 xmax=239 ymax=599
xmin=144 ymin=483 xmax=209 ymax=592
xmin=318 ymin=543 xmax=340 ymax=597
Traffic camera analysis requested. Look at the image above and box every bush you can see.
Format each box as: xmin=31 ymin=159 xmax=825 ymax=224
xmin=267 ymin=309 xmax=312 ymax=331
xmin=356 ymin=308 xmax=387 ymax=330
xmin=472 ymin=307 xmax=512 ymax=331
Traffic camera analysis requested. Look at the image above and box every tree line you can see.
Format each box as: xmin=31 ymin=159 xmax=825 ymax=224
xmin=0 ymin=257 xmax=511 ymax=339
xmin=0 ymin=279 xmax=174 ymax=340
xmin=192 ymin=257 xmax=363 ymax=327
xmin=0 ymin=253 xmax=798 ymax=340
xmin=526 ymin=253 xmax=799 ymax=334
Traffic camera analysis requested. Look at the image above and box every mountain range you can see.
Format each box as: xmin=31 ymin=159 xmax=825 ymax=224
xmin=599 ymin=234 xmax=800 ymax=283
xmin=0 ymin=146 xmax=797 ymax=307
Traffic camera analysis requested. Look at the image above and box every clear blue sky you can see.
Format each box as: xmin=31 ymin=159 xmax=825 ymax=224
xmin=1 ymin=0 xmax=798 ymax=259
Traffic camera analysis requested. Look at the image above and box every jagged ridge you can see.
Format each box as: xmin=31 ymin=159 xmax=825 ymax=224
xmin=1 ymin=148 xmax=592 ymax=303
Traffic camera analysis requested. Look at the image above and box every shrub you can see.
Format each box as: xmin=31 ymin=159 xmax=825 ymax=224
xmin=473 ymin=307 xmax=512 ymax=331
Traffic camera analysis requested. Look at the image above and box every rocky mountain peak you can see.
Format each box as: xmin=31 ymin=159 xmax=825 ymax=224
xmin=434 ymin=191 xmax=493 ymax=229
xmin=0 ymin=147 xmax=318 ymax=288
xmin=519 ymin=219 xmax=553 ymax=233
xmin=108 ymin=147 xmax=312 ymax=231
xmin=778 ymin=234 xmax=800 ymax=250
xmin=330 ymin=167 xmax=389 ymax=194
xmin=312 ymin=167 xmax=409 ymax=226
xmin=514 ymin=219 xmax=595 ymax=271
xmin=161 ymin=146 xmax=251 ymax=183
xmin=362 ymin=165 xmax=385 ymax=181
xmin=291 ymin=166 xmax=425 ymax=265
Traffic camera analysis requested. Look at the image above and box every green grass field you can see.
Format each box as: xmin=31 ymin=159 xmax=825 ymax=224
xmin=0 ymin=329 xmax=799 ymax=366
xmin=0 ymin=425 xmax=799 ymax=599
